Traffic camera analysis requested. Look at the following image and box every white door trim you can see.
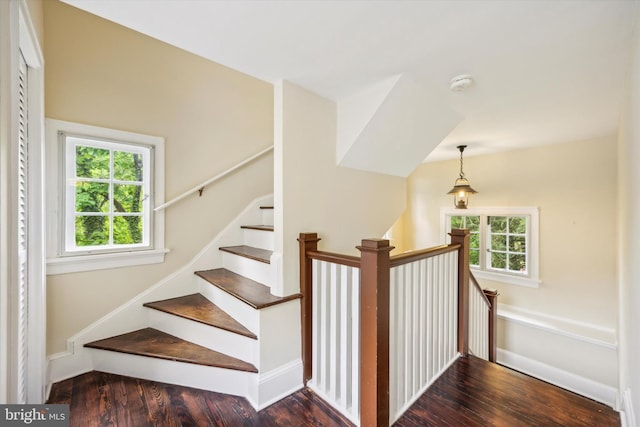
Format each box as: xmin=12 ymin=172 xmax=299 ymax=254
xmin=0 ymin=0 xmax=46 ymax=404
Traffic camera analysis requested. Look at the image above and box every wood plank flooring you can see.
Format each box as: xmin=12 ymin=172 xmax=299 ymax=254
xmin=48 ymin=356 xmax=620 ymax=427
xmin=47 ymin=371 xmax=353 ymax=427
xmin=395 ymin=355 xmax=620 ymax=427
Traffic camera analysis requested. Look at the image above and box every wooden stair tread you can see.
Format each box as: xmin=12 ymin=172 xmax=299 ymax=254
xmin=219 ymin=245 xmax=272 ymax=263
xmin=143 ymin=294 xmax=257 ymax=339
xmin=240 ymin=225 xmax=274 ymax=232
xmin=195 ymin=268 xmax=301 ymax=309
xmin=84 ymin=328 xmax=258 ymax=373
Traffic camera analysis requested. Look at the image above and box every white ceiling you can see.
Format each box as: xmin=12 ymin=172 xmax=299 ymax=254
xmin=61 ymin=0 xmax=638 ymax=162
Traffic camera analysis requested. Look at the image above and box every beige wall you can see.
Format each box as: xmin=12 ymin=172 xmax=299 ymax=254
xmin=403 ymin=137 xmax=618 ymax=329
xmin=275 ymin=81 xmax=406 ymax=296
xmin=618 ymin=5 xmax=640 ymax=417
xmin=44 ymin=1 xmax=274 ymax=354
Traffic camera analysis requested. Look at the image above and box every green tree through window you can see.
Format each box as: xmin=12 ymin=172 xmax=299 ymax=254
xmin=450 ymin=215 xmax=480 ymax=267
xmin=67 ymin=136 xmax=150 ymax=251
xmin=488 ymin=216 xmax=527 ymax=274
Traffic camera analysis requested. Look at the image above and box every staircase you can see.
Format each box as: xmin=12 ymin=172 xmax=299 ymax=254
xmin=52 ymin=196 xmax=304 ymax=410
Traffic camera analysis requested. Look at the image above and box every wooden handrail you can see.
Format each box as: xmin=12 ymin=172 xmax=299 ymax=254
xmin=305 ymin=243 xmax=463 ymax=271
xmin=470 ymin=270 xmax=498 ymax=362
xmin=390 ymin=244 xmax=460 ymax=267
xmin=470 ymin=271 xmax=492 ymax=307
xmin=306 ymin=250 xmax=361 ymax=268
xmin=154 ymin=145 xmax=273 ymax=211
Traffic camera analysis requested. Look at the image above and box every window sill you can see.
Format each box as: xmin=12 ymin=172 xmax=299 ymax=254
xmin=472 ymin=269 xmax=541 ymax=288
xmin=46 ymin=248 xmax=170 ymax=275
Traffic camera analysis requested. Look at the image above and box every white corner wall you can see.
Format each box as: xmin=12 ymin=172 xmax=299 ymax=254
xmin=618 ymin=4 xmax=640 ymax=425
xmin=274 ymin=80 xmax=406 ymax=297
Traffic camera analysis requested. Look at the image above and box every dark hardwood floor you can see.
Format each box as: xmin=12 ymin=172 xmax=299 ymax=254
xmin=395 ymin=356 xmax=620 ymax=427
xmin=47 ymin=371 xmax=354 ymax=427
xmin=48 ymin=356 xmax=619 ymax=427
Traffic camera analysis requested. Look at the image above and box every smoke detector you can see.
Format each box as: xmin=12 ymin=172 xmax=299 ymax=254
xmin=449 ymin=74 xmax=473 ymax=92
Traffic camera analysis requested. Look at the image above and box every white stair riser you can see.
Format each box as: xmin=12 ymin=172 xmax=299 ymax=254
xmin=91 ymin=350 xmax=255 ymax=397
xmin=198 ymin=278 xmax=261 ymax=333
xmin=222 ymin=252 xmax=273 ymax=287
xmin=261 ymin=208 xmax=274 ymax=226
xmin=243 ymin=228 xmax=274 ymax=251
xmin=147 ymin=309 xmax=259 ymax=366
xmin=255 ymin=302 xmax=302 ymax=372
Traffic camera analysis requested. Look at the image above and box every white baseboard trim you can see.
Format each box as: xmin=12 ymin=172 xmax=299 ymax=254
xmin=251 ymin=359 xmax=303 ymax=411
xmin=47 ymin=343 xmax=95 ymax=388
xmin=621 ymin=388 xmax=636 ymax=427
xmin=497 ymin=348 xmax=617 ymax=407
xmin=48 ymin=350 xmax=302 ymax=413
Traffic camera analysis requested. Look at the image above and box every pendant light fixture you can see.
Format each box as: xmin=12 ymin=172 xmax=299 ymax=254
xmin=447 ymin=145 xmax=477 ymax=209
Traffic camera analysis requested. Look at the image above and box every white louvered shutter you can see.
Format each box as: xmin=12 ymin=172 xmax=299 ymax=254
xmin=16 ymin=50 xmax=29 ymax=404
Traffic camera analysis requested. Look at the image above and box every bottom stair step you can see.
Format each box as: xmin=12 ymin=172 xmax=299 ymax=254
xmin=84 ymin=328 xmax=258 ymax=373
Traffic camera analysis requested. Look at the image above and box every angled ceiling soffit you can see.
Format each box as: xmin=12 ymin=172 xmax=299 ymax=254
xmin=337 ymin=74 xmax=463 ymax=177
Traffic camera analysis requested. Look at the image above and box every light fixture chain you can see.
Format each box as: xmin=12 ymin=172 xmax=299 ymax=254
xmin=459 ymin=146 xmax=465 ymax=178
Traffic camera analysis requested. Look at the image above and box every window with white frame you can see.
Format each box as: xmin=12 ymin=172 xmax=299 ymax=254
xmin=46 ymin=119 xmax=167 ymax=274
xmin=487 ymin=216 xmax=527 ymax=274
xmin=64 ymin=136 xmax=151 ymax=253
xmin=442 ymin=208 xmax=540 ymax=287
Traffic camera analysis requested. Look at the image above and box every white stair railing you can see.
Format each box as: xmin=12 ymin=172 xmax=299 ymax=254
xmin=309 ymin=258 xmax=360 ymax=424
xmin=469 ymin=273 xmax=498 ymax=361
xmin=389 ymin=250 xmax=459 ymax=423
xmin=298 ymin=230 xmax=496 ymax=427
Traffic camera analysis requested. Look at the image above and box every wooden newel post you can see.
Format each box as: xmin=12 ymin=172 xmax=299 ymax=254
xmin=298 ymin=232 xmax=320 ymax=385
xmin=358 ymin=238 xmax=393 ymax=427
xmin=483 ymin=289 xmax=499 ymax=363
xmin=450 ymin=229 xmax=470 ymax=357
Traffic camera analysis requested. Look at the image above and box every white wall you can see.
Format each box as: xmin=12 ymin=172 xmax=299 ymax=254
xmin=274 ymin=81 xmax=406 ymax=296
xmin=403 ymin=138 xmax=619 ymax=403
xmin=44 ymin=1 xmax=274 ymax=355
xmin=618 ymin=4 xmax=640 ymax=423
